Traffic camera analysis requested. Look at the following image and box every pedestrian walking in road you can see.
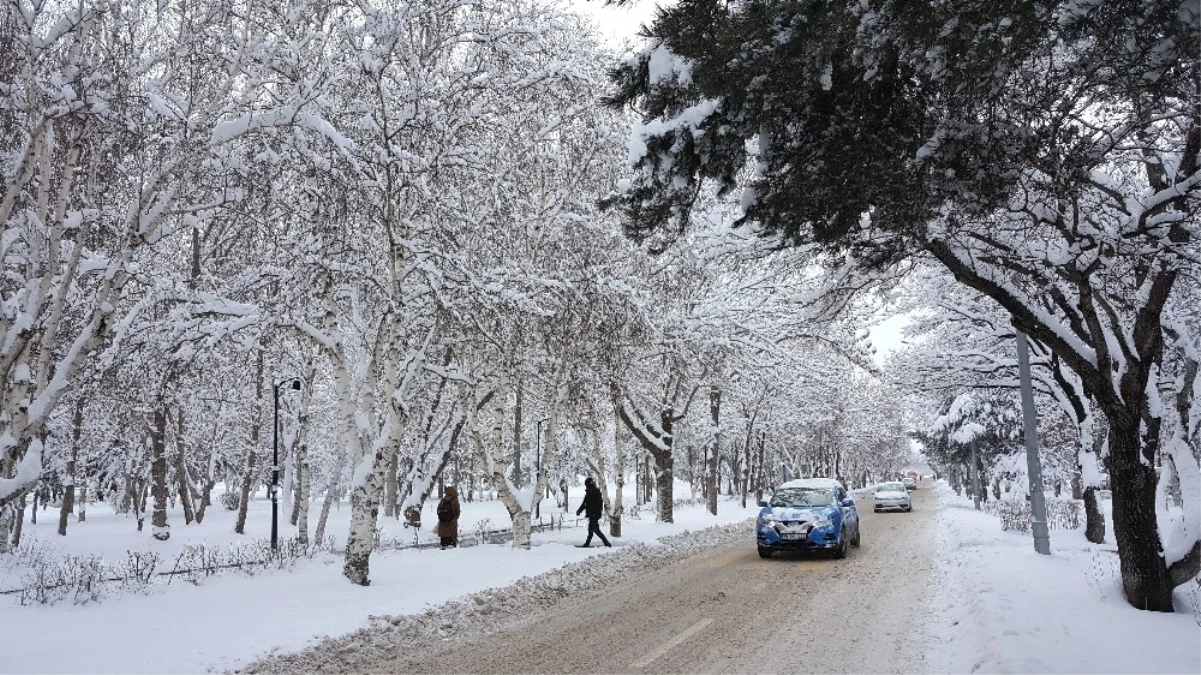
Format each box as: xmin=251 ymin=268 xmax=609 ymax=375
xmin=576 ymin=476 xmax=610 ymax=548
xmin=436 ymin=486 xmax=460 ymax=549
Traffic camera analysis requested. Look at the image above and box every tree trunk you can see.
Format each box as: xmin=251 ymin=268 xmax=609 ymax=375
xmin=611 ymin=418 xmax=624 ymax=537
xmin=588 ymin=430 xmax=612 ymax=518
xmin=733 ymin=440 xmax=745 ymax=507
xmin=296 ymin=444 xmax=310 ymax=544
xmin=343 ymin=449 xmax=387 ymax=586
xmin=77 ymin=486 xmax=86 ymax=522
xmin=0 ymin=504 xmax=13 ymax=554
xmin=383 ymin=444 xmax=399 ymax=518
xmin=135 ymin=479 xmax=148 ymax=532
xmin=645 ymin=456 xmax=654 ymax=505
xmin=755 ymin=431 xmax=766 ymax=501
xmin=292 ymin=349 xmax=318 ymax=535
xmin=512 ymin=381 xmax=523 ymax=487
xmin=235 ymin=348 xmax=266 ymax=535
xmin=510 ymin=509 xmax=532 ymax=548
xmin=1083 ymin=486 xmax=1105 ymax=544
xmin=58 ymin=473 xmax=75 ymax=535
xmin=1106 ymin=423 xmax=1174 ymax=611
xmin=655 ymin=452 xmax=674 ymax=523
xmin=174 ymin=408 xmax=195 ymax=525
xmin=635 ymin=454 xmax=644 ymax=505
xmin=195 ymin=477 xmax=216 ymax=524
xmin=12 ymin=494 xmax=26 ymax=548
xmin=59 ymin=401 xmax=83 ymax=536
xmin=150 ymin=407 xmax=170 ymax=541
xmin=1079 ymin=421 xmax=1108 ymax=546
xmin=234 ymin=451 xmax=257 ymax=535
xmin=314 ymin=481 xmax=338 ymax=544
xmin=707 ymin=386 xmax=720 ymax=516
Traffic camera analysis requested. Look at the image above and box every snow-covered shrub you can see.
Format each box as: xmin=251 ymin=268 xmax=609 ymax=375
xmin=984 ymin=498 xmax=1081 ymax=532
xmin=1083 ymin=547 xmax=1119 ymax=600
xmin=6 ymin=537 xmax=335 ymax=607
xmin=219 ymin=491 xmax=241 ymax=511
xmin=626 ymin=502 xmax=642 ymax=520
xmin=1047 ymin=500 xmax=1082 ymax=529
xmin=473 ymin=519 xmax=494 ymax=542
xmin=17 ymin=554 xmax=106 ymax=606
xmin=118 ymin=551 xmax=161 ymax=587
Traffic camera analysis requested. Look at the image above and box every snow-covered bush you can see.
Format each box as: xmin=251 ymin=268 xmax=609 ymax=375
xmin=219 ymin=492 xmax=241 ymax=511
xmin=985 ymin=498 xmax=1081 ymax=532
xmin=6 ymin=537 xmax=335 ymax=607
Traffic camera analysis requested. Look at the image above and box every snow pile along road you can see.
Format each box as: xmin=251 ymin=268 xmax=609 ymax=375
xmin=925 ymin=482 xmax=1200 ymax=674
xmin=242 ymin=520 xmax=750 ymax=673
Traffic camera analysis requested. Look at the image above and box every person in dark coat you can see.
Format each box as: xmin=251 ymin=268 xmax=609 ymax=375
xmin=436 ymin=486 xmax=460 ymax=549
xmin=576 ymin=476 xmax=610 ymax=547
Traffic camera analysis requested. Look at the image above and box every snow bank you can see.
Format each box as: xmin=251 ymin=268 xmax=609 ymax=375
xmin=243 ymin=519 xmax=752 ymax=673
xmin=924 ymin=482 xmax=1200 ymax=674
xmin=0 ymin=492 xmax=755 ymax=674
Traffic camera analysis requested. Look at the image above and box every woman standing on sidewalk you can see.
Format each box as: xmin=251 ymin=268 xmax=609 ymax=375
xmin=436 ymin=486 xmax=460 ymax=549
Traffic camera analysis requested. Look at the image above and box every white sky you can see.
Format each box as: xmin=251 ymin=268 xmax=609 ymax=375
xmin=573 ymin=0 xmax=659 ymax=47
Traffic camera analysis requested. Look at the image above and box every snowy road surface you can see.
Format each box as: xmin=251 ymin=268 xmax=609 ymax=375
xmin=250 ymin=486 xmax=936 ymax=674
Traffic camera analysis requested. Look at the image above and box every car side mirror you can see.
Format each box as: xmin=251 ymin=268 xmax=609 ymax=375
xmin=757 ymin=499 xmax=770 ymax=508
xmin=841 ymin=498 xmax=855 ymax=507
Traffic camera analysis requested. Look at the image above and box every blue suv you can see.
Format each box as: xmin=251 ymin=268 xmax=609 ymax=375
xmin=756 ymin=478 xmax=860 ymax=559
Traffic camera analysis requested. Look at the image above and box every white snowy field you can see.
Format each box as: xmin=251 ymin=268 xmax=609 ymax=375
xmin=1 ymin=482 xmax=756 ymax=674
xmin=926 ymin=481 xmax=1201 ymax=674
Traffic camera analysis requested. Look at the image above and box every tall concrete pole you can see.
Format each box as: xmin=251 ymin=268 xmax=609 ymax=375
xmin=1015 ymin=331 xmax=1051 ymax=555
xmin=969 ymin=439 xmax=982 ymax=511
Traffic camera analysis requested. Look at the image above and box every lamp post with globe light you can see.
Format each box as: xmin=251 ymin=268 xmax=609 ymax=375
xmin=272 ymin=378 xmax=302 ymax=550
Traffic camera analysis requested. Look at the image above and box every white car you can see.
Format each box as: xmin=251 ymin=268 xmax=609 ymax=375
xmin=873 ymin=482 xmax=912 ymax=512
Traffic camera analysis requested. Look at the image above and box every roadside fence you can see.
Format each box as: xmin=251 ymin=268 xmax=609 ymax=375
xmin=983 ymin=498 xmax=1083 ymax=532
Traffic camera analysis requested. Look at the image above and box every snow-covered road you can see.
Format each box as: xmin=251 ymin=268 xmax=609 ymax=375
xmin=246 ymin=486 xmax=938 ymax=673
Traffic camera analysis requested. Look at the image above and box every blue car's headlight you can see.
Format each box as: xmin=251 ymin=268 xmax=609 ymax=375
xmin=758 ymin=514 xmax=777 ymax=528
xmin=810 ymin=518 xmax=833 ymax=530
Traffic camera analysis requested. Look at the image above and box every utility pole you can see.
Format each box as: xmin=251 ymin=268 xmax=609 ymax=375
xmin=969 ymin=438 xmax=982 ymax=511
xmin=1015 ymin=331 xmax=1052 ymax=555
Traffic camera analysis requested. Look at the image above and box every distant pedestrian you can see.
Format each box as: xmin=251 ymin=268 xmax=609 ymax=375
xmin=436 ymin=486 xmax=460 ymax=549
xmin=576 ymin=477 xmax=610 ymax=548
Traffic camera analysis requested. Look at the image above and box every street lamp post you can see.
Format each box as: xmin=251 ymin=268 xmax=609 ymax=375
xmin=272 ymin=378 xmax=302 ymax=551
xmin=1015 ymin=331 xmax=1052 ymax=555
xmin=969 ymin=438 xmax=982 ymax=511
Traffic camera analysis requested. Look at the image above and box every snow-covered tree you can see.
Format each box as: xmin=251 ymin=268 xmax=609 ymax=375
xmin=605 ymin=0 xmax=1199 ymax=612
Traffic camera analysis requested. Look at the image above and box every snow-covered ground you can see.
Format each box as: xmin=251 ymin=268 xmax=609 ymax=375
xmin=926 ymin=481 xmax=1201 ymax=674
xmin=1 ymin=482 xmax=756 ymax=674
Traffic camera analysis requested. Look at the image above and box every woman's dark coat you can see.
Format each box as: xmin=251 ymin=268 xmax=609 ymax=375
xmin=437 ymin=486 xmax=461 ymax=539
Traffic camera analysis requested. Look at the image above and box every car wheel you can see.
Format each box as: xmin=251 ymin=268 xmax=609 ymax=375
xmin=905 ymin=505 xmax=912 ymax=512
xmin=851 ymin=525 xmax=861 ymax=548
xmin=757 ymin=547 xmax=773 ymax=559
xmin=834 ymin=529 xmax=848 ymax=559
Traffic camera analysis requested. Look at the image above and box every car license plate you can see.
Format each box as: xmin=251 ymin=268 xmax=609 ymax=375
xmin=781 ymin=532 xmax=806 ymax=541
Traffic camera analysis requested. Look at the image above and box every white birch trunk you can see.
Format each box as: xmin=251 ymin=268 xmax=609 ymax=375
xmin=466 ymin=362 xmax=564 ymax=550
xmin=295 ymin=447 xmax=310 ymax=545
xmin=342 ymin=447 xmax=387 ymax=585
xmin=342 ymin=313 xmax=411 ymax=584
xmin=611 ymin=417 xmax=625 ymax=537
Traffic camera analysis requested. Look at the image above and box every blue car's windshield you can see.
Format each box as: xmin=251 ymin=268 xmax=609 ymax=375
xmin=770 ymin=487 xmax=836 ymax=508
